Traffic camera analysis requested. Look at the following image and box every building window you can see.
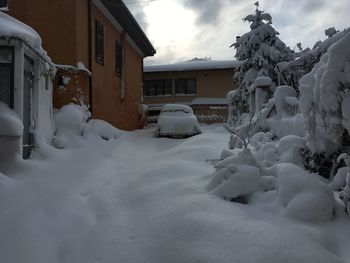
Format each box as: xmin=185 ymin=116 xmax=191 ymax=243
xmin=0 ymin=46 xmax=14 ymax=108
xmin=95 ymin=20 xmax=104 ymax=65
xmin=175 ymin=78 xmax=196 ymax=95
xmin=143 ymin=79 xmax=172 ymax=97
xmin=115 ymin=41 xmax=123 ymax=78
xmin=0 ymin=0 xmax=8 ymax=9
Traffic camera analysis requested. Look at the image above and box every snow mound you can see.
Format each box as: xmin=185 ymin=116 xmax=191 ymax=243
xmin=83 ymin=119 xmax=120 ymax=141
xmin=214 ymin=148 xmax=259 ymax=171
xmin=276 ymin=135 xmax=306 ymax=165
xmin=276 ymin=163 xmax=335 ymax=221
xmin=0 ymin=102 xmax=23 ymax=137
xmin=208 ymin=164 xmax=261 ymax=201
xmin=331 ymin=167 xmax=348 ymax=191
xmin=52 ymin=104 xmax=119 ymax=149
xmin=54 ymin=103 xmax=90 ymax=133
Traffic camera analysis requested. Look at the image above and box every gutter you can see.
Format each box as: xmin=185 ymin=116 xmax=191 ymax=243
xmin=88 ymin=0 xmax=93 ymax=113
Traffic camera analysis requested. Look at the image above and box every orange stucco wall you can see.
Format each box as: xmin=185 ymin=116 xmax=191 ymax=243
xmin=9 ymin=0 xmax=78 ymax=65
xmin=9 ymin=0 xmax=145 ymax=131
xmin=143 ymin=68 xmax=236 ymax=105
xmin=53 ymin=69 xmax=90 ymax=109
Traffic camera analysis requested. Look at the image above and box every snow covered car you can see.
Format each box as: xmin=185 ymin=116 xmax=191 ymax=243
xmin=156 ymin=104 xmax=202 ymax=138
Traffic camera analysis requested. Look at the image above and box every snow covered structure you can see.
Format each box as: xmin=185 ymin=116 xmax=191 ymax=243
xmin=0 ymin=11 xmax=56 ymax=159
xmin=228 ymin=3 xmax=294 ymax=127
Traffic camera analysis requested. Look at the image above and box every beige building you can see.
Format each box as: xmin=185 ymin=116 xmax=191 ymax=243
xmin=143 ymin=59 xmax=239 ymax=105
xmin=143 ymin=59 xmax=239 ymax=123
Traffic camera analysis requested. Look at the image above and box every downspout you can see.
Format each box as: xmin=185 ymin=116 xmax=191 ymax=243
xmin=88 ymin=0 xmax=93 ymax=113
xmin=121 ymin=31 xmax=126 ymax=101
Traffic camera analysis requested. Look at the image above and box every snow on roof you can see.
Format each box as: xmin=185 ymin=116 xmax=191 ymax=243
xmin=0 ymin=12 xmax=53 ymax=65
xmin=144 ymin=59 xmax=241 ymax=73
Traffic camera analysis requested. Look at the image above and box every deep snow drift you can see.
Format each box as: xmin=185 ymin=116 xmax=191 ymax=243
xmin=0 ymin=126 xmax=349 ymax=263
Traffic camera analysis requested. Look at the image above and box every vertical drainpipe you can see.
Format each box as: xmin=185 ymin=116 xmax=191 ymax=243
xmin=121 ymin=31 xmax=126 ymax=102
xmin=88 ymin=0 xmax=93 ymax=114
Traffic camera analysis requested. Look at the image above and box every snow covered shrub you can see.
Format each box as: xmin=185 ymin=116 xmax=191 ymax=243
xmin=52 ymin=103 xmax=90 ymax=149
xmin=300 ymin=148 xmax=339 ymax=179
xmin=83 ymin=119 xmax=120 ymax=141
xmin=52 ymin=103 xmax=120 ymax=149
xmin=227 ymin=3 xmax=294 ymax=127
xmin=299 ymin=32 xmax=350 ymax=155
xmin=208 ymin=164 xmax=261 ymax=203
xmin=276 ymin=163 xmax=335 ymax=221
xmin=208 ymin=149 xmax=262 ymax=203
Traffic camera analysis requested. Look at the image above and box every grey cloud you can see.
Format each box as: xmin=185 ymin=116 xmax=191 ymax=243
xmin=181 ymin=0 xmax=227 ymax=25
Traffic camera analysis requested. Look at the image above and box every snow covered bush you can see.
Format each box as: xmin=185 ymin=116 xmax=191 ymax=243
xmin=52 ymin=103 xmax=120 ymax=149
xmin=299 ymin=32 xmax=350 ymax=155
xmin=227 ymin=3 xmax=294 ymax=127
xmin=276 ymin=163 xmax=335 ymax=221
xmin=83 ymin=119 xmax=120 ymax=141
xmin=208 ymin=146 xmax=336 ymax=222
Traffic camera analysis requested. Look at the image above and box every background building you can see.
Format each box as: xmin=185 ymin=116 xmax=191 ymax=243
xmin=143 ymin=58 xmax=239 ymax=124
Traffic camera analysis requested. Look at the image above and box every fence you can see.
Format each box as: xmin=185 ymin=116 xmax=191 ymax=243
xmin=146 ymin=104 xmax=228 ymax=125
xmin=192 ymin=104 xmax=228 ymax=124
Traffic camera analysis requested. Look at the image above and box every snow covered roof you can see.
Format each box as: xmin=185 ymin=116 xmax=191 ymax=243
xmin=144 ymin=59 xmax=241 ymax=73
xmin=0 ymin=11 xmax=53 ymax=65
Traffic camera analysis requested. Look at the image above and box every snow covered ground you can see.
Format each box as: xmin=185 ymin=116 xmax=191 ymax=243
xmin=0 ymin=125 xmax=350 ymax=263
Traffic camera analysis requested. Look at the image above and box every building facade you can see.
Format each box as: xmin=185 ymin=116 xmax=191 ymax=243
xmin=143 ymin=59 xmax=239 ymax=106
xmin=9 ymin=0 xmax=155 ymax=130
xmin=143 ymin=59 xmax=239 ymax=124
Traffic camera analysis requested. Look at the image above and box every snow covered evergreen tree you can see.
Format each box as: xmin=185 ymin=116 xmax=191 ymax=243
xmin=228 ymin=2 xmax=294 ymax=126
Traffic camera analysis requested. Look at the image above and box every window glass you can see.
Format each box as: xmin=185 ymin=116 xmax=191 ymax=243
xmin=144 ymin=79 xmax=172 ymax=97
xmin=0 ymin=47 xmax=13 ymax=63
xmin=175 ymin=78 xmax=196 ymax=95
xmin=95 ymin=20 xmax=104 ymax=65
xmin=164 ymin=79 xmax=172 ymax=95
xmin=0 ymin=0 xmax=8 ymax=9
xmin=0 ymin=47 xmax=13 ymax=108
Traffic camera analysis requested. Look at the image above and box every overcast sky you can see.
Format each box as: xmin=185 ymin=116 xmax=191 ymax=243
xmin=123 ymin=0 xmax=350 ymax=65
